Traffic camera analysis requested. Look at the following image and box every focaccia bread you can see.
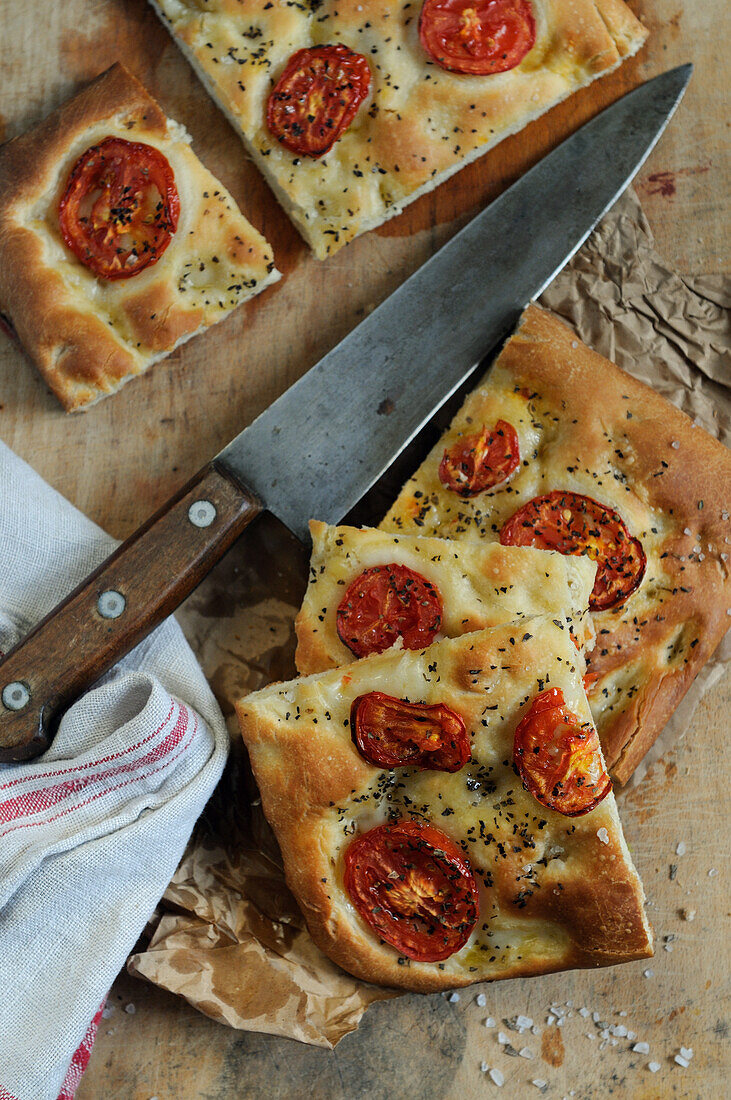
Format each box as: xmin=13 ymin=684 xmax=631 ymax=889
xmin=296 ymin=519 xmax=596 ymax=674
xmin=382 ymin=305 xmax=731 ymax=783
xmin=0 ymin=63 xmax=279 ymax=411
xmin=149 ymin=0 xmax=647 ymax=258
xmin=237 ymin=617 xmax=653 ymax=992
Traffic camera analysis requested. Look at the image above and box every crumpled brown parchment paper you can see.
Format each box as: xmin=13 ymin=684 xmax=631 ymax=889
xmin=127 ymin=190 xmax=730 ymax=1046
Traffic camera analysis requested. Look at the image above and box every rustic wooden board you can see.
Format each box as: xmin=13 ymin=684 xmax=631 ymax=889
xmin=0 ymin=0 xmax=727 ymax=1096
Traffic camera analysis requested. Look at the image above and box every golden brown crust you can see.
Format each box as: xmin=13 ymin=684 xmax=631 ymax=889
xmin=295 ymin=519 xmax=596 ymax=675
xmin=382 ymin=305 xmax=731 ymax=782
xmin=237 ymin=619 xmax=652 ymax=992
xmin=151 ymin=0 xmax=647 ymax=258
xmin=0 ymin=63 xmax=279 ymax=411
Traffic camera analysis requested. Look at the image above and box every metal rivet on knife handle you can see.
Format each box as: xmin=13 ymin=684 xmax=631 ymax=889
xmin=2 ymin=681 xmax=31 ymax=712
xmin=188 ymin=500 xmax=217 ymax=528
xmin=97 ymin=590 xmax=126 ymax=620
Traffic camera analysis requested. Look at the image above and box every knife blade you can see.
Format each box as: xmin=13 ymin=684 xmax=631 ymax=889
xmin=0 ymin=66 xmax=691 ymax=761
xmin=220 ymin=64 xmax=693 ymax=542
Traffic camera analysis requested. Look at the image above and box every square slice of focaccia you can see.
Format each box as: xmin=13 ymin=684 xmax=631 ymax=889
xmin=296 ymin=519 xmax=596 ymax=675
xmin=0 ymin=63 xmax=279 ymax=411
xmin=149 ymin=0 xmax=647 ymax=258
xmin=237 ymin=617 xmax=653 ymax=992
xmin=382 ymin=305 xmax=731 ymax=783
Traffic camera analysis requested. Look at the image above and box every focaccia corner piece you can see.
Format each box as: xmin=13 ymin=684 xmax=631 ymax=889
xmin=237 ymin=618 xmax=653 ymax=992
xmin=0 ymin=63 xmax=279 ymax=411
xmin=382 ymin=304 xmax=731 ymax=783
xmin=149 ymin=0 xmax=647 ymax=258
xmin=296 ymin=519 xmax=596 ymax=675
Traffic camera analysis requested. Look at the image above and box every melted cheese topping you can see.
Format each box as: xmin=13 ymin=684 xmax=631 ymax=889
xmin=150 ymin=0 xmax=647 ymax=257
xmin=297 ymin=520 xmax=596 ymax=674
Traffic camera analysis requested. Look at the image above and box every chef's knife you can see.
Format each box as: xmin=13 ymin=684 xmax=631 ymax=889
xmin=0 ymin=65 xmax=692 ymax=761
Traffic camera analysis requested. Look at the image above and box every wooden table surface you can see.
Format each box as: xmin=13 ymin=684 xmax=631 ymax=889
xmin=0 ymin=1 xmax=728 ymax=1097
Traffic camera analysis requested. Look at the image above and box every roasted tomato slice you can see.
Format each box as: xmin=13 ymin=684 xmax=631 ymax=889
xmin=499 ymin=490 xmax=646 ymax=611
xmin=438 ymin=418 xmax=520 ymax=496
xmin=58 ymin=137 xmax=180 ymax=281
xmin=514 ymin=687 xmax=612 ymax=817
xmin=343 ymin=820 xmax=479 ymax=961
xmin=419 ymin=0 xmax=536 ymax=75
xmin=266 ymin=44 xmax=371 ymax=158
xmin=351 ymin=692 xmax=470 ymax=772
xmin=336 ymin=563 xmax=443 ymax=658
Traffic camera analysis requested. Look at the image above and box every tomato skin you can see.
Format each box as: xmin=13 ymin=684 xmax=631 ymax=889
xmin=336 ymin=563 xmax=443 ymax=658
xmin=58 ymin=137 xmax=180 ymax=281
xmin=351 ymin=691 xmax=470 ymax=772
xmin=513 ymin=687 xmax=612 ymax=817
xmin=343 ymin=820 xmax=479 ymax=961
xmin=419 ymin=0 xmax=536 ymax=76
xmin=266 ymin=44 xmax=371 ymax=158
xmin=438 ymin=418 xmax=520 ymax=496
xmin=499 ymin=490 xmax=646 ymax=612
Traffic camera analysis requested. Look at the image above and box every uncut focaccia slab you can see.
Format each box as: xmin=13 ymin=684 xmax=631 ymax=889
xmin=382 ymin=305 xmax=731 ymax=783
xmin=149 ymin=0 xmax=647 ymax=258
xmin=296 ymin=519 xmax=595 ymax=674
xmin=0 ymin=63 xmax=279 ymax=411
xmin=237 ymin=618 xmax=652 ymax=992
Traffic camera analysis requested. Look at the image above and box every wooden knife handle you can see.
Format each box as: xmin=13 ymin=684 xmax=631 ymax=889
xmin=0 ymin=462 xmax=263 ymax=762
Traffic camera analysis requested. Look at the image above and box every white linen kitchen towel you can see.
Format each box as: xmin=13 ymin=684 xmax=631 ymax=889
xmin=0 ymin=441 xmax=229 ymax=1100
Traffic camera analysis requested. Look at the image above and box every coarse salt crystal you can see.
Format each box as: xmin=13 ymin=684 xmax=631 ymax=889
xmin=481 ymin=1061 xmax=489 ymax=1073
xmin=633 ymin=1042 xmax=650 ymax=1054
xmin=681 ymin=909 xmax=695 ymax=921
xmin=498 ymin=1031 xmax=510 ymax=1045
xmin=516 ymin=1015 xmax=533 ymax=1029
xmin=485 ymin=1017 xmax=496 ymax=1028
xmin=665 ymin=944 xmax=674 ymax=952
xmin=124 ymin=1004 xmax=136 ymax=1015
xmin=708 ymin=868 xmax=718 ymax=877
xmin=684 ymin=527 xmax=692 ymax=535
xmin=680 ymin=1046 xmax=694 ymax=1060
xmin=531 ymin=1026 xmax=540 ymax=1036
xmin=676 ymin=842 xmax=686 ymax=856
xmin=532 ymin=1081 xmax=547 ymax=1091
xmin=489 ymin=1068 xmax=504 ymax=1086
xmin=648 ymin=1062 xmax=661 ymax=1073
xmin=612 ymin=1025 xmax=628 ymax=1037
xmin=556 ymin=1017 xmax=565 ymax=1028
xmin=585 ymin=1033 xmax=595 ymax=1041
xmin=476 ymin=993 xmax=487 ymax=1007
xmin=592 ymin=1012 xmax=601 ymax=1022
xmin=675 ymin=1055 xmax=690 ymax=1068
xmin=618 ymin=1011 xmax=628 ymax=1017
xmin=627 ymin=1031 xmax=637 ymax=1041
xmin=101 ymin=1006 xmax=115 ymax=1019
xmin=546 ymin=1015 xmax=557 ymax=1026
xmin=519 ymin=1047 xmax=534 ymax=1059
xmin=579 ymin=1007 xmax=590 ymax=1018
xmin=571 ymin=341 xmax=578 ymax=349
xmin=643 ymin=969 xmax=654 ymax=978
xmin=671 ymin=441 xmax=680 ymax=449
xmin=448 ymin=992 xmax=460 ymax=1002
